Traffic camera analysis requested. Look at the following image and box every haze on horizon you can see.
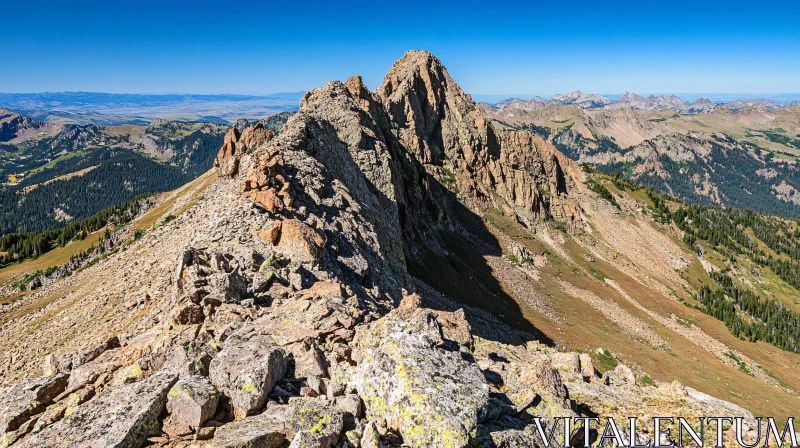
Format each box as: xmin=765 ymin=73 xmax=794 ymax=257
xmin=1 ymin=0 xmax=798 ymax=96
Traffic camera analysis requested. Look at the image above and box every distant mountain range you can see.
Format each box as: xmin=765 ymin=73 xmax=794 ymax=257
xmin=0 ymin=91 xmax=304 ymax=126
xmin=482 ymin=92 xmax=800 ymax=217
xmin=491 ymin=90 xmax=800 ymax=114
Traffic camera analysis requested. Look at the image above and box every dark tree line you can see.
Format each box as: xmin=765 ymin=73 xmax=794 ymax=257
xmin=0 ymin=194 xmax=148 ymax=265
xmin=699 ymin=272 xmax=800 ymax=353
xmin=641 ymin=187 xmax=800 ymax=353
xmin=0 ymin=150 xmax=190 ymax=235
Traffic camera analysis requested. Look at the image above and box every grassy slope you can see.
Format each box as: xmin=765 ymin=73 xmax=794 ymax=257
xmin=481 ymin=182 xmax=800 ymax=421
xmin=0 ymin=170 xmax=216 ymax=290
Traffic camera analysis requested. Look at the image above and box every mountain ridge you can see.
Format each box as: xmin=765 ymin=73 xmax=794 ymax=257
xmin=0 ymin=50 xmax=796 ymax=448
xmin=490 ymin=90 xmax=800 ymax=114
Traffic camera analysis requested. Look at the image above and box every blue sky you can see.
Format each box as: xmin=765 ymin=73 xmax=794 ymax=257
xmin=1 ymin=0 xmax=798 ymax=96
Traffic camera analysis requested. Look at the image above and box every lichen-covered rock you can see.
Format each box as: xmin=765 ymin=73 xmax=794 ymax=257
xmin=287 ymin=397 xmax=344 ymax=448
xmin=288 ymin=430 xmax=327 ymax=448
xmin=209 ymin=342 xmax=288 ymax=419
xmin=349 ymin=296 xmax=489 ymax=447
xmin=166 ymin=375 xmax=219 ymax=428
xmin=17 ymin=372 xmax=177 ymax=448
xmin=31 ymin=386 xmax=95 ymax=434
xmin=211 ymin=399 xmax=343 ymax=448
xmin=0 ymin=373 xmax=68 ymax=436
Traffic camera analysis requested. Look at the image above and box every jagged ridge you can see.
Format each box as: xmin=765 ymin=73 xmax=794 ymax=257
xmin=0 ymin=51 xmax=767 ymax=448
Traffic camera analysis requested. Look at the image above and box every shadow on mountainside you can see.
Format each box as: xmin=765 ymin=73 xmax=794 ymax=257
xmin=301 ymin=114 xmax=555 ymax=347
xmin=403 ymin=185 xmax=556 ymax=348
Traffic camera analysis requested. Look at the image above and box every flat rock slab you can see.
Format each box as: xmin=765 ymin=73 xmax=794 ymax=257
xmin=0 ymin=373 xmax=68 ymax=435
xmin=211 ymin=398 xmax=343 ymax=448
xmin=210 ymin=412 xmax=287 ymax=448
xmin=17 ymin=372 xmax=177 ymax=448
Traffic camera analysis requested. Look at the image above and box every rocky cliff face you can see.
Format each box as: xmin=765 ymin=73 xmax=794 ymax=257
xmin=0 ymin=51 xmax=766 ymax=447
xmin=0 ymin=109 xmax=46 ymax=143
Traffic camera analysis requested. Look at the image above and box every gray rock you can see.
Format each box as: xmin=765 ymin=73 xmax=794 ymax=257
xmin=17 ymin=372 xmax=177 ymax=448
xmin=162 ymin=343 xmax=212 ymax=377
xmin=0 ymin=374 xmax=68 ymax=436
xmin=287 ymin=398 xmax=344 ymax=448
xmin=335 ymin=394 xmax=363 ymax=419
xmin=289 ymin=430 xmax=326 ymax=448
xmin=359 ymin=421 xmax=381 ymax=448
xmin=213 ymin=398 xmax=344 ymax=448
xmin=211 ymin=412 xmax=288 ymax=448
xmin=348 ymin=297 xmax=489 ymax=447
xmin=166 ymin=375 xmax=219 ymax=428
xmin=209 ymin=342 xmax=288 ymax=419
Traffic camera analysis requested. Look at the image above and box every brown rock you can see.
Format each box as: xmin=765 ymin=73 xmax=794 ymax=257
xmin=256 ymin=221 xmax=282 ymax=245
xmin=249 ymin=189 xmax=284 ymax=213
xmin=196 ymin=426 xmax=216 ymax=440
xmin=171 ymin=303 xmax=204 ymax=325
xmin=163 ymin=418 xmax=193 ymax=439
xmin=299 ymin=281 xmax=342 ymax=300
xmin=275 ymin=219 xmax=325 ymax=264
xmin=215 ymin=127 xmax=243 ymax=177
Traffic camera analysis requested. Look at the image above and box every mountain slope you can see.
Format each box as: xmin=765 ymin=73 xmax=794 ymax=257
xmin=0 ymin=51 xmax=794 ymax=447
xmin=0 ymin=114 xmax=237 ymax=234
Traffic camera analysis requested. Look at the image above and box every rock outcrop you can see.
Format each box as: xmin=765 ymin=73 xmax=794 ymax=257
xmin=348 ymin=295 xmax=489 ymax=447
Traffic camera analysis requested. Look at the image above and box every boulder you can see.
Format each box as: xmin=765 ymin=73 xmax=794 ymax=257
xmin=578 ymin=353 xmax=595 ymax=380
xmin=286 ymin=340 xmax=329 ymax=380
xmin=209 ymin=342 xmax=288 ymax=419
xmin=289 ymin=430 xmax=326 ymax=448
xmin=166 ymin=375 xmax=219 ymax=428
xmin=250 ymin=189 xmax=284 ymax=213
xmin=17 ymin=372 xmax=177 ymax=448
xmin=41 ymin=354 xmax=73 ymax=377
xmin=162 ymin=342 xmax=212 ymax=377
xmin=360 ymin=421 xmax=381 ymax=448
xmin=348 ymin=296 xmax=490 ymax=447
xmin=171 ymin=303 xmax=204 ymax=325
xmin=552 ymin=352 xmax=580 ymax=373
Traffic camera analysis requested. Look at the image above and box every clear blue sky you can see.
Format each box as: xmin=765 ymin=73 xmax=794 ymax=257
xmin=2 ymin=0 xmax=798 ymax=96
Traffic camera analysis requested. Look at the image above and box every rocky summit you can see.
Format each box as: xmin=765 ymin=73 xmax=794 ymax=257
xmin=0 ymin=51 xmax=770 ymax=447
